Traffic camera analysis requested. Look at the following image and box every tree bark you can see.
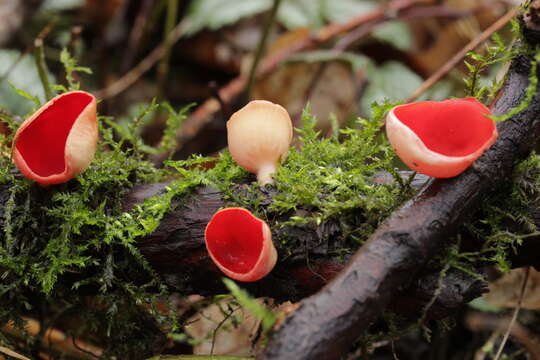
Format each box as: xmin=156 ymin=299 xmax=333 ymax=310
xmin=126 ymin=181 xmax=494 ymax=319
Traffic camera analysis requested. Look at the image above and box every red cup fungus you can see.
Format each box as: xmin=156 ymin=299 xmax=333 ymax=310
xmin=385 ymin=97 xmax=498 ymax=178
xmin=12 ymin=91 xmax=98 ymax=185
xmin=227 ymin=100 xmax=293 ymax=185
xmin=205 ymin=207 xmax=277 ymax=282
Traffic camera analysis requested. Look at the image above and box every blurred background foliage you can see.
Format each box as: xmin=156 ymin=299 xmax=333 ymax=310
xmin=0 ymin=0 xmax=518 ymax=160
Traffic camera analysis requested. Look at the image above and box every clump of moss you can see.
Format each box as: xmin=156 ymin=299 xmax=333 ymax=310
xmin=458 ymin=152 xmax=540 ymax=272
xmin=0 ymin=112 xmax=173 ymax=357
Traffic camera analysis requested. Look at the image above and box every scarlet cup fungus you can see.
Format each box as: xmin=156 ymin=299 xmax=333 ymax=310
xmin=227 ymin=100 xmax=293 ymax=185
xmin=12 ymin=91 xmax=98 ymax=185
xmin=205 ymin=207 xmax=277 ymax=282
xmin=385 ymin=97 xmax=498 ymax=178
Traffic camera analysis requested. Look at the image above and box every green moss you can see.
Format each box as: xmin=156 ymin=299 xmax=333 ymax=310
xmin=460 ymin=152 xmax=540 ymax=272
xmin=463 ymin=32 xmax=510 ymax=102
xmin=0 ymin=94 xmax=181 ymax=357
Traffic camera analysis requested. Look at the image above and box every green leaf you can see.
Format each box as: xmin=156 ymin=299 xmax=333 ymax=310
xmin=40 ymin=0 xmax=84 ymax=11
xmin=287 ymin=50 xmax=371 ymax=72
xmin=159 ymin=102 xmax=195 ymax=157
xmin=277 ymin=0 xmax=324 ymax=29
xmin=360 ymin=61 xmax=422 ymax=115
xmin=184 ymin=0 xmax=272 ymax=36
xmin=468 ymin=298 xmax=503 ymax=313
xmin=223 ymin=278 xmax=277 ymax=334
xmin=361 ymin=61 xmax=453 ymax=115
xmin=8 ymin=84 xmax=41 ymax=108
xmin=464 ymin=60 xmax=476 ymax=73
xmin=185 ymin=0 xmax=329 ymax=34
xmin=373 ymin=21 xmax=412 ymax=51
xmin=322 ymin=0 xmax=377 ymax=24
xmin=468 ymin=52 xmax=484 ymax=61
xmin=0 ymin=50 xmax=54 ymax=116
xmin=59 ymin=48 xmax=92 ymax=90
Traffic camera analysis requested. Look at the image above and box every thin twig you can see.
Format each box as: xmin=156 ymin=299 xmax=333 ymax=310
xmin=157 ymin=0 xmax=179 ymax=99
xmin=334 ymin=22 xmax=383 ymax=52
xmin=405 ymin=6 xmax=518 ymax=103
xmin=493 ymin=267 xmax=531 ymax=360
xmin=467 ymin=311 xmax=540 ymax=359
xmin=391 ymin=341 xmax=400 ymax=360
xmin=335 ymin=5 xmax=476 ymax=52
xmin=210 ymin=304 xmax=240 ymax=355
xmin=121 ymin=0 xmax=154 ymax=72
xmin=34 ymin=38 xmax=53 ymax=101
xmin=0 ymin=346 xmax=30 ymax=360
xmin=208 ymin=81 xmax=231 ymax=119
xmin=245 ymin=0 xmax=283 ymax=99
xmin=315 ymin=0 xmax=425 ymax=44
xmin=96 ymin=18 xmax=189 ymax=99
xmin=474 ymin=332 xmax=501 ymax=360
xmin=68 ymin=26 xmax=83 ymax=58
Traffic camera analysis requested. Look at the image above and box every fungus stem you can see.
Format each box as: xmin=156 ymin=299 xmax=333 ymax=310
xmin=257 ymin=163 xmax=277 ymax=185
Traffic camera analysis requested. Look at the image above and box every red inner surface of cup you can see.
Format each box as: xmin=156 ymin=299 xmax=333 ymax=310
xmin=16 ymin=92 xmax=93 ymax=177
xmin=206 ymin=209 xmax=264 ymax=274
xmin=394 ymin=98 xmax=493 ymax=157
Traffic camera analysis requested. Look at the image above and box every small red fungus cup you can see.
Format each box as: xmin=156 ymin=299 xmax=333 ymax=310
xmin=385 ymin=98 xmax=498 ymax=178
xmin=12 ymin=91 xmax=98 ymax=185
xmin=205 ymin=207 xmax=277 ymax=282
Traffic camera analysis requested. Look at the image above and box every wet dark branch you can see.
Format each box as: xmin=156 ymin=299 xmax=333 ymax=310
xmin=125 ymin=181 xmax=495 ymax=320
xmin=124 ymin=174 xmax=537 ymax=320
xmin=257 ymin=29 xmax=540 ymax=360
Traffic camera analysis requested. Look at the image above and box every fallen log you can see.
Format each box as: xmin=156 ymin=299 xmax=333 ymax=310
xmin=124 ymin=174 xmax=534 ymax=320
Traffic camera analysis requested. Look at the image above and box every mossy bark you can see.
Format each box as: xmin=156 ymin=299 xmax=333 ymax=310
xmin=123 ymin=176 xmax=537 ymax=313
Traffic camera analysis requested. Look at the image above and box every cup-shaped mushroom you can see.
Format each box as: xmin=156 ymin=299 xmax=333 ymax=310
xmin=227 ymin=100 xmax=293 ymax=185
xmin=12 ymin=91 xmax=98 ymax=185
xmin=385 ymin=98 xmax=498 ymax=178
xmin=205 ymin=207 xmax=277 ymax=282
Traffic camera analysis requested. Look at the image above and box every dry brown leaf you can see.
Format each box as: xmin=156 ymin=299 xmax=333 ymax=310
xmin=253 ymin=61 xmax=359 ymax=135
xmin=185 ymin=297 xmax=293 ymax=356
xmin=484 ymin=268 xmax=540 ymax=309
xmin=0 ymin=346 xmax=30 ymax=360
xmin=409 ymin=0 xmax=507 ymax=76
xmin=2 ymin=317 xmax=103 ymax=360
